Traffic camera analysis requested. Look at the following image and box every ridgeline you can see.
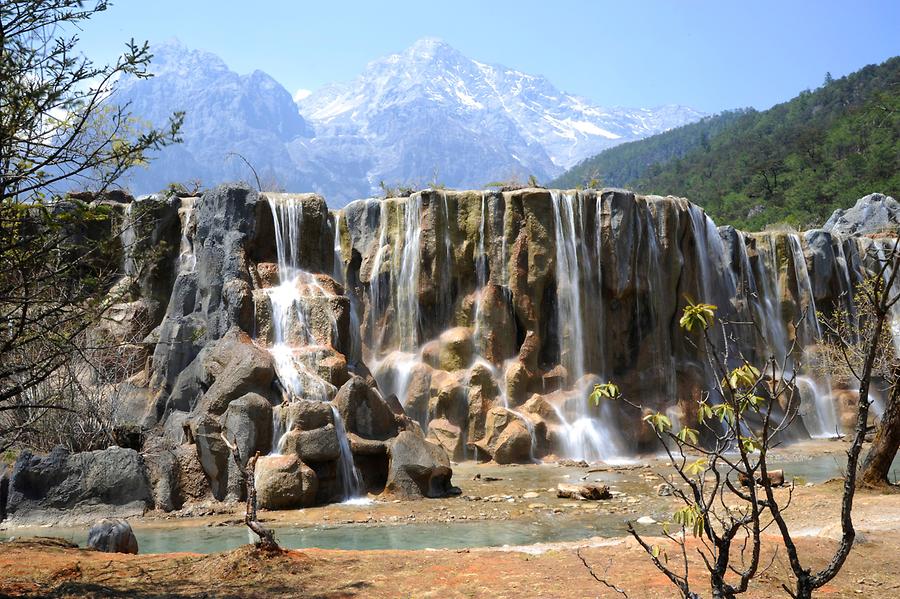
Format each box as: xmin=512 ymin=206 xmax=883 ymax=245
xmin=552 ymin=56 xmax=899 ymax=230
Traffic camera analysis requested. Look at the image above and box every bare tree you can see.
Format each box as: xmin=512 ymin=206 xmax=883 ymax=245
xmin=817 ymin=241 xmax=900 ymax=488
xmin=591 ymin=270 xmax=897 ymax=597
xmin=0 ymin=1 xmax=182 ymax=451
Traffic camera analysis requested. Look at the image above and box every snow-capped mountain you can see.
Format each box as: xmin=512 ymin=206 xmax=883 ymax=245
xmin=300 ymin=38 xmax=703 ymax=176
xmin=114 ymin=38 xmax=704 ymax=204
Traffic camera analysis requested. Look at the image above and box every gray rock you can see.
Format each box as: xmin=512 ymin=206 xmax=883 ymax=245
xmin=281 ymin=425 xmax=341 ymax=462
xmin=333 ymin=376 xmax=399 ymax=441
xmin=194 ymin=332 xmax=275 ymax=416
xmin=188 ymin=415 xmax=231 ymax=500
xmin=383 ymin=431 xmax=457 ymax=499
xmin=824 ymin=193 xmax=900 ymax=236
xmin=275 ymin=399 xmax=334 ymax=431
xmin=87 ymin=518 xmax=139 ymax=554
xmin=222 ymin=392 xmax=274 ymax=464
xmin=6 ymin=446 xmax=152 ymax=524
xmin=1 ymin=465 xmax=9 ymax=521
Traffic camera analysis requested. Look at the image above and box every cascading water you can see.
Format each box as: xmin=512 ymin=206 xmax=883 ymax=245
xmin=177 ymin=199 xmax=196 ymax=273
xmin=473 ymin=193 xmax=489 ymax=346
xmin=547 ymin=191 xmax=627 ymax=462
xmin=788 ymin=234 xmax=839 ymax=438
xmin=328 ymin=189 xmax=877 ymax=466
xmin=264 ymin=195 xmax=363 ymax=499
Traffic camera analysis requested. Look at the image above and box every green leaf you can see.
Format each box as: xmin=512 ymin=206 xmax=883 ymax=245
xmin=642 ymin=411 xmax=672 ymax=433
xmin=698 ymin=401 xmax=714 ymax=424
xmin=679 ymin=301 xmax=717 ymax=332
xmin=685 ymin=458 xmax=708 ymax=476
xmin=676 ymin=427 xmax=699 ymax=445
xmin=590 ymin=381 xmax=620 ymax=405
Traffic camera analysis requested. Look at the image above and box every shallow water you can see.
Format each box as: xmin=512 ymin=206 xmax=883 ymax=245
xmin=5 ymin=445 xmax=896 ymax=554
xmin=4 ymin=514 xmax=625 ymax=554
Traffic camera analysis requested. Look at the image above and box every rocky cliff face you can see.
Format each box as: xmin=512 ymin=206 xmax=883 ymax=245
xmin=7 ymin=185 xmax=895 ymax=521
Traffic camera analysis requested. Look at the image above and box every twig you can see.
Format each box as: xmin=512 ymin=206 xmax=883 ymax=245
xmin=576 ymin=549 xmax=629 ymax=598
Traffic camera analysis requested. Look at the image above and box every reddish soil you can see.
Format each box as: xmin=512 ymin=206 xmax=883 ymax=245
xmin=1 ymin=531 xmax=899 ymax=598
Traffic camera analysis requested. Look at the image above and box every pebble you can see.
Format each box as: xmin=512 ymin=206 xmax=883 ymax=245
xmin=636 ymin=516 xmax=656 ymax=525
xmin=523 ymin=492 xmax=540 ymax=499
xmin=528 ymin=503 xmax=547 ymax=510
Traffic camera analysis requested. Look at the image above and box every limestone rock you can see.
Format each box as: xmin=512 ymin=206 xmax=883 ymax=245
xmin=6 ymin=446 xmax=152 ymax=524
xmin=87 ymin=518 xmax=139 ymax=554
xmin=824 ymin=193 xmax=900 ymax=236
xmin=475 ymin=407 xmax=534 ymax=464
xmin=427 ymin=418 xmax=464 ymax=460
xmin=188 ymin=415 xmax=231 ymax=500
xmin=255 ymin=455 xmax=318 ymax=510
xmin=194 ymin=331 xmax=275 ymax=416
xmin=281 ymin=425 xmax=341 ymax=462
xmin=383 ymin=431 xmax=457 ymax=499
xmin=333 ymin=376 xmax=398 ymax=440
xmin=275 ymin=399 xmax=334 ymax=431
xmin=438 ymin=327 xmax=475 ymax=371
xmin=222 ymin=393 xmax=273 ymax=464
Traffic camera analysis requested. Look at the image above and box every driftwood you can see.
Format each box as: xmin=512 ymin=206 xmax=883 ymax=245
xmin=221 ymin=433 xmax=280 ymax=551
xmin=557 ymin=482 xmax=611 ymax=500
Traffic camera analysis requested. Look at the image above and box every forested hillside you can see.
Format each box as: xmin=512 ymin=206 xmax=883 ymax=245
xmin=552 ymin=57 xmax=900 ymax=230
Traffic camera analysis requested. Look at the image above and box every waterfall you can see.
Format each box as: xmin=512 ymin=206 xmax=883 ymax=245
xmin=547 ymin=192 xmax=627 ymax=462
xmin=473 ymin=193 xmax=489 ymax=346
xmin=263 ymin=194 xmax=362 ymax=500
xmin=396 ymin=196 xmax=423 ymax=351
xmin=331 ymin=406 xmax=363 ymax=499
xmin=550 ymin=191 xmax=586 ymax=383
xmin=369 ymin=200 xmax=390 ymax=352
xmin=177 ymin=199 xmax=196 ymax=273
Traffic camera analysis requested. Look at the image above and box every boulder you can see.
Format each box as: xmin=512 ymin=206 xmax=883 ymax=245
xmin=6 ymin=446 xmax=152 ymax=524
xmin=275 ymin=399 xmax=335 ymax=431
xmin=824 ymin=193 xmax=900 ymax=236
xmin=428 ymin=370 xmax=468 ymax=425
xmin=383 ymin=431 xmax=457 ymax=499
xmin=347 ymin=433 xmax=388 ymax=456
xmin=281 ymin=425 xmax=341 ymax=462
xmin=188 ymin=415 xmax=232 ymax=500
xmin=1 ymin=466 xmax=9 ymax=521
xmin=476 ymin=407 xmax=534 ymax=464
xmin=493 ymin=419 xmax=533 ymax=464
xmin=333 ymin=376 xmax=398 ymax=440
xmin=427 ymin=418 xmax=464 ymax=461
xmin=87 ymin=518 xmax=139 ymax=554
xmin=194 ymin=332 xmax=275 ymax=416
xmin=438 ymin=327 xmax=475 ymax=371
xmin=222 ymin=393 xmax=274 ymax=464
xmin=255 ymin=455 xmax=318 ymax=510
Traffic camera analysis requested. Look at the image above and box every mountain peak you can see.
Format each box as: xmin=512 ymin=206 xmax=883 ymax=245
xmin=403 ymin=37 xmax=456 ymax=59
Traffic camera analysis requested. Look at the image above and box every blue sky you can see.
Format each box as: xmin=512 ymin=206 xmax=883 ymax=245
xmin=79 ymin=0 xmax=899 ymax=113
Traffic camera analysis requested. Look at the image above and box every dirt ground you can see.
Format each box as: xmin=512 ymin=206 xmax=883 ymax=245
xmin=3 ymin=442 xmax=900 ymax=598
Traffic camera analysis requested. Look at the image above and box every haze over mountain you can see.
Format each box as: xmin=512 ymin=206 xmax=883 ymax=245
xmin=116 ymin=38 xmax=704 ymax=204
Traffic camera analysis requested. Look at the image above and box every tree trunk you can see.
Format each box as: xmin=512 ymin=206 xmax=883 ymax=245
xmin=860 ymin=379 xmax=900 ymax=487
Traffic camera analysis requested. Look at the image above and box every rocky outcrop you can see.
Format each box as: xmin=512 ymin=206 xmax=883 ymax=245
xmin=14 ymin=183 xmax=888 ymax=524
xmin=825 ymin=193 xmax=900 ymax=236
xmin=383 ymin=431 xmax=458 ymax=499
xmin=6 ymin=447 xmax=152 ymax=525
